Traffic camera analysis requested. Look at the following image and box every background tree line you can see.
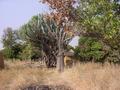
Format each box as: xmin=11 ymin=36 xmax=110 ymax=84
xmin=1 ymin=27 xmax=41 ymax=61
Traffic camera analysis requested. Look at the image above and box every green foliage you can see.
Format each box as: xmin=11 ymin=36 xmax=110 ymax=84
xmin=3 ymin=47 xmax=14 ymax=59
xmin=19 ymin=43 xmax=41 ymax=60
xmin=2 ymin=27 xmax=17 ymax=48
xmin=76 ymin=0 xmax=120 ymax=63
xmin=77 ymin=0 xmax=120 ymax=48
xmin=3 ymin=44 xmax=22 ymax=59
xmin=2 ymin=28 xmax=22 ymax=59
xmin=19 ymin=43 xmax=32 ymax=60
xmin=74 ymin=36 xmax=104 ymax=62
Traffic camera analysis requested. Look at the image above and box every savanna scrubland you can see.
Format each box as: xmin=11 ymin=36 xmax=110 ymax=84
xmin=0 ymin=0 xmax=120 ymax=90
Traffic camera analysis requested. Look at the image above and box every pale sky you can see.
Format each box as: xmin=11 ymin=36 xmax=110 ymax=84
xmin=0 ymin=0 xmax=78 ymax=49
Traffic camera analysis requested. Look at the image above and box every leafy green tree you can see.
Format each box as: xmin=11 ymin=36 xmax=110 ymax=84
xmin=2 ymin=27 xmax=17 ymax=48
xmin=74 ymin=36 xmax=104 ymax=63
xmin=2 ymin=27 xmax=22 ymax=59
xmin=77 ymin=0 xmax=120 ymax=63
xmin=77 ymin=0 xmax=120 ymax=46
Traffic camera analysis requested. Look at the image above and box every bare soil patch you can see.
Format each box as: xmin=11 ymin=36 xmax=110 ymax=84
xmin=21 ymin=85 xmax=72 ymax=90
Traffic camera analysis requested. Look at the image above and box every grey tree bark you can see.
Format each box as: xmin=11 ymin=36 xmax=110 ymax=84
xmin=57 ymin=48 xmax=64 ymax=72
xmin=56 ymin=29 xmax=65 ymax=72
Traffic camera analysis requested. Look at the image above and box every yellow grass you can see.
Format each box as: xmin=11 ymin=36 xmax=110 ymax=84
xmin=0 ymin=61 xmax=120 ymax=90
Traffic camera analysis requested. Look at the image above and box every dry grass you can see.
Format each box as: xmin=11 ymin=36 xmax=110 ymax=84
xmin=0 ymin=61 xmax=120 ymax=90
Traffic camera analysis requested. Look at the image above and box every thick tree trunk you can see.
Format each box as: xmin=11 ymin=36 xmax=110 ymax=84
xmin=57 ymin=37 xmax=64 ymax=72
xmin=57 ymin=52 xmax=64 ymax=72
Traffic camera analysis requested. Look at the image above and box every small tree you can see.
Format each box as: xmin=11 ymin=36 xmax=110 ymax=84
xmin=2 ymin=27 xmax=17 ymax=48
xmin=2 ymin=27 xmax=22 ymax=60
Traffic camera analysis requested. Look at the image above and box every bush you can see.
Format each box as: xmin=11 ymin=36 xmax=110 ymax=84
xmin=74 ymin=36 xmax=104 ymax=62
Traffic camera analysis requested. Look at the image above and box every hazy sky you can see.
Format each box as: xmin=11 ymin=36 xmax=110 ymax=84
xmin=0 ymin=0 xmax=78 ymax=49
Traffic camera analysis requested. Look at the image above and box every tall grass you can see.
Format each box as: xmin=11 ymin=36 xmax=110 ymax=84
xmin=0 ymin=61 xmax=120 ymax=90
